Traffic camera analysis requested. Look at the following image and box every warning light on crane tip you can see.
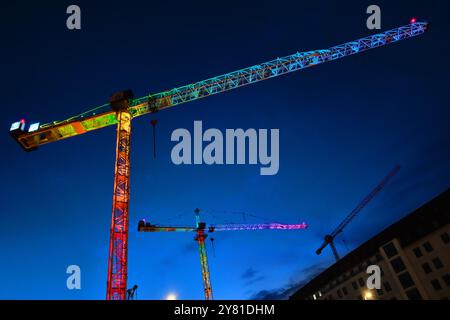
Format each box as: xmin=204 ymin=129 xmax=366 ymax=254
xmin=165 ymin=293 xmax=177 ymax=300
xmin=410 ymin=18 xmax=417 ymax=24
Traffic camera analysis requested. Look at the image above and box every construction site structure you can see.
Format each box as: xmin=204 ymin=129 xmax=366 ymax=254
xmin=316 ymin=165 xmax=401 ymax=261
xmin=138 ymin=209 xmax=308 ymax=299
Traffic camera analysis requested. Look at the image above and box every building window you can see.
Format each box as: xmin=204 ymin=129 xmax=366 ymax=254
xmin=342 ymin=286 xmax=348 ymax=295
xmin=352 ymin=281 xmax=358 ymax=290
xmin=376 ymin=288 xmax=384 ymax=296
xmin=383 ymin=243 xmax=398 ymax=258
xmin=384 ymin=281 xmax=392 ymax=292
xmin=358 ymin=277 xmax=365 ymax=287
xmin=413 ymin=247 xmax=423 ymax=258
xmin=442 ymin=274 xmax=450 ymax=286
xmin=441 ymin=232 xmax=450 ymax=244
xmin=432 ymin=257 xmax=444 ymax=269
xmin=423 ymin=241 xmax=433 ymax=253
xmin=431 ymin=279 xmax=442 ymax=291
xmin=406 ymin=288 xmax=422 ymax=300
xmin=391 ymin=257 xmax=406 ymax=273
xmin=398 ymin=272 xmax=415 ymax=289
xmin=422 ymin=262 xmax=432 ymax=274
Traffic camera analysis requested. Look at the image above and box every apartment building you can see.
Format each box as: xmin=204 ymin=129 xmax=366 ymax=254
xmin=290 ymin=188 xmax=450 ymax=300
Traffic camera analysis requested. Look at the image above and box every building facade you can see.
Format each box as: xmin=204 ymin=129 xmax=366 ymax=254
xmin=290 ymin=188 xmax=450 ymax=300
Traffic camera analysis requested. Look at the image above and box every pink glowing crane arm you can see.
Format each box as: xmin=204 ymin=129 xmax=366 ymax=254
xmin=138 ymin=220 xmax=308 ymax=233
xmin=208 ymin=222 xmax=308 ymax=232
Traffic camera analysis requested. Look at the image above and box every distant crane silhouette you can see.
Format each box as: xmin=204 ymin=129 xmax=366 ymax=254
xmin=316 ymin=165 xmax=400 ymax=261
xmin=138 ymin=208 xmax=308 ymax=300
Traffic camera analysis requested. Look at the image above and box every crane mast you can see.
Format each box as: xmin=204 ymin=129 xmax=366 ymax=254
xmin=195 ymin=209 xmax=213 ymax=300
xmin=138 ymin=209 xmax=308 ymax=299
xmin=106 ymin=110 xmax=132 ymax=299
xmin=9 ymin=21 xmax=428 ymax=300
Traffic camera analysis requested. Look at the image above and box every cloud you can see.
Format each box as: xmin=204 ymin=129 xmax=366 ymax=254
xmin=241 ymin=267 xmax=265 ymax=286
xmin=251 ymin=289 xmax=290 ymax=300
xmin=250 ymin=262 xmax=326 ymax=300
xmin=241 ymin=267 xmax=266 ymax=286
xmin=181 ymin=241 xmax=198 ymax=254
xmin=246 ymin=275 xmax=265 ymax=286
xmin=241 ymin=267 xmax=257 ymax=280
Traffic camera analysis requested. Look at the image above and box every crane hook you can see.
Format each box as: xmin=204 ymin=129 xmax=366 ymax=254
xmin=151 ymin=119 xmax=158 ymax=159
xmin=210 ymin=237 xmax=215 ymax=258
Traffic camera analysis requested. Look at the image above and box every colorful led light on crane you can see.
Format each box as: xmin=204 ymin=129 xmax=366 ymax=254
xmin=10 ymin=119 xmax=26 ymax=131
xmin=28 ymin=123 xmax=40 ymax=132
xmin=211 ymin=222 xmax=308 ymax=231
xmin=10 ymin=122 xmax=21 ymax=131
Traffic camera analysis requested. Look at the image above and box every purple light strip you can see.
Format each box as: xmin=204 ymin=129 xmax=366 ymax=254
xmin=212 ymin=222 xmax=308 ymax=231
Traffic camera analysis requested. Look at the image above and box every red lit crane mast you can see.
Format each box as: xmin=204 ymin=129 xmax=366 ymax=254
xmin=9 ymin=22 xmax=427 ymax=299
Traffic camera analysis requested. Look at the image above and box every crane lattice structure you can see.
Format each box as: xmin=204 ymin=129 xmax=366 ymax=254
xmin=9 ymin=21 xmax=427 ymax=300
xmin=137 ymin=208 xmax=308 ymax=299
xmin=315 ymin=165 xmax=401 ymax=261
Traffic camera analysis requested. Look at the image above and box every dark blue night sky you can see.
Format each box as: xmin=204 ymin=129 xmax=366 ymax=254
xmin=1 ymin=1 xmax=449 ymax=299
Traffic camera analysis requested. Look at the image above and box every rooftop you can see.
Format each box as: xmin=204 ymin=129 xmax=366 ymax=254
xmin=290 ymin=187 xmax=450 ymax=300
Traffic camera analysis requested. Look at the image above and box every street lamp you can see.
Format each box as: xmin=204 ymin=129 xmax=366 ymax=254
xmin=363 ymin=290 xmax=374 ymax=300
xmin=166 ymin=293 xmax=177 ymax=300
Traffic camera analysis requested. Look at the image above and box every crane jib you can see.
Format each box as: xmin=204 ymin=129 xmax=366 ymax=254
xmin=10 ymin=22 xmax=427 ymax=151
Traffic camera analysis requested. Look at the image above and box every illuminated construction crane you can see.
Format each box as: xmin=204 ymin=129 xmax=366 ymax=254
xmin=9 ymin=21 xmax=427 ymax=300
xmin=138 ymin=208 xmax=308 ymax=299
xmin=315 ymin=165 xmax=401 ymax=261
